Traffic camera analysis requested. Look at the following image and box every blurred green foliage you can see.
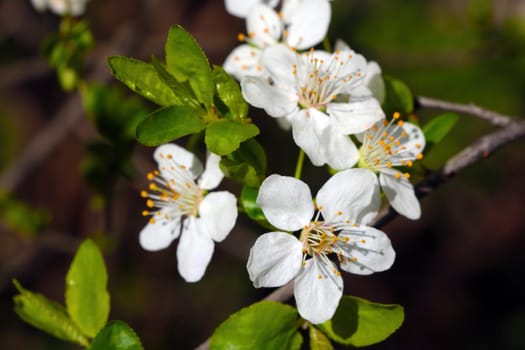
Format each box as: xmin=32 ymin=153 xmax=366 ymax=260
xmin=81 ymin=83 xmax=150 ymax=198
xmin=42 ymin=18 xmax=94 ymax=91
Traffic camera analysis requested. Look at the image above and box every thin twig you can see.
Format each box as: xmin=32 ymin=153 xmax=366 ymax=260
xmin=194 ymin=118 xmax=525 ymax=350
xmin=416 ymin=96 xmax=514 ymax=127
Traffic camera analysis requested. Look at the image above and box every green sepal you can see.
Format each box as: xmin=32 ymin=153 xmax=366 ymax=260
xmin=136 ymin=106 xmax=206 ymax=146
xmin=107 ymin=56 xmax=179 ymax=107
xmin=309 ymin=324 xmax=334 ymax=350
xmin=240 ymin=185 xmax=273 ymax=229
xmin=219 ymin=138 xmax=266 ymax=186
xmin=88 ymin=321 xmax=143 ymax=350
xmin=205 ymin=119 xmax=260 ymax=156
xmin=65 ymin=239 xmax=110 ymax=338
xmin=165 ymin=25 xmax=214 ymax=107
xmin=12 ymin=280 xmax=89 ymax=346
xmin=212 ymin=65 xmax=248 ymax=120
xmin=209 ymin=301 xmax=303 ymax=350
xmin=151 ymin=55 xmax=202 ymax=111
xmin=318 ymin=295 xmax=404 ymax=347
xmin=383 ymin=76 xmax=414 ymax=116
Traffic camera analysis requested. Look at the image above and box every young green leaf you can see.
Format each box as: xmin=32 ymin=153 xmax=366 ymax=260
xmin=88 ymin=321 xmax=143 ymax=350
xmin=318 ymin=296 xmax=404 ymax=347
xmin=205 ymin=119 xmax=259 ymax=156
xmin=136 ymin=106 xmax=206 ymax=146
xmin=219 ymin=138 xmax=266 ymax=186
xmin=12 ymin=280 xmax=89 ymax=346
xmin=108 ymin=56 xmax=179 ymax=107
xmin=212 ymin=66 xmax=248 ymax=120
xmin=209 ymin=301 xmax=303 ymax=350
xmin=165 ymin=25 xmax=214 ymax=107
xmin=151 ymin=56 xmax=202 ymax=111
xmin=65 ymin=239 xmax=110 ymax=338
xmin=309 ymin=324 xmax=334 ymax=350
xmin=383 ymin=76 xmax=414 ymax=116
xmin=422 ymin=112 xmax=459 ymax=147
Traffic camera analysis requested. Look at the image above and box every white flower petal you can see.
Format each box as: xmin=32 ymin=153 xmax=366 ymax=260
xmin=223 ymin=45 xmax=263 ymax=80
xmin=339 ymin=226 xmax=395 ymax=275
xmin=284 ymin=0 xmax=331 ymax=50
xmin=247 ymin=232 xmax=303 ymax=288
xmin=198 ymin=191 xmax=238 ymax=242
xmin=379 ymin=172 xmax=421 ymax=220
xmin=241 ymin=77 xmax=298 ymax=117
xmin=321 ymin=125 xmax=359 ymax=170
xmin=177 ymin=218 xmax=215 ymax=282
xmin=289 ymin=108 xmax=330 ymax=166
xmin=317 ymin=168 xmax=380 ymax=224
xmin=326 ymin=98 xmax=385 ymax=135
xmin=139 ymin=210 xmax=181 ymax=251
xmin=257 ymin=174 xmax=314 ymax=231
xmin=398 ymin=122 xmax=426 ymax=157
xmin=246 ymin=4 xmax=283 ymax=48
xmin=31 ymin=0 xmax=47 ymax=11
xmin=154 ymin=143 xmax=203 ymax=180
xmin=294 ymin=257 xmax=343 ymax=324
xmin=364 ymin=61 xmax=385 ymax=104
xmin=225 ymin=0 xmax=277 ymax=18
xmin=334 ymin=38 xmax=351 ymax=52
xmin=198 ymin=153 xmax=224 ymax=190
xmin=261 ymin=44 xmax=297 ymax=87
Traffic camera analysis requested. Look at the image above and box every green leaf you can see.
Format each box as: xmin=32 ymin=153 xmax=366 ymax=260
xmin=108 ymin=56 xmax=179 ymax=107
xmin=89 ymin=321 xmax=143 ymax=350
xmin=383 ymin=76 xmax=414 ymax=116
xmin=309 ymin=325 xmax=334 ymax=350
xmin=319 ymin=295 xmax=404 ymax=347
xmin=165 ymin=25 xmax=214 ymax=107
xmin=212 ymin=66 xmax=248 ymax=119
xmin=205 ymin=119 xmax=259 ymax=156
xmin=240 ymin=185 xmax=273 ymax=229
xmin=0 ymin=192 xmax=50 ymax=237
xmin=209 ymin=301 xmax=303 ymax=350
xmin=66 ymin=239 xmax=110 ymax=338
xmin=219 ymin=138 xmax=266 ymax=186
xmin=151 ymin=56 xmax=201 ymax=110
xmin=422 ymin=112 xmax=459 ymax=146
xmin=12 ymin=280 xmax=89 ymax=346
xmin=137 ymin=106 xmax=206 ymax=146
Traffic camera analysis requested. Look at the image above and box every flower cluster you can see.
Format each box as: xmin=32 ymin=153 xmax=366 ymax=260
xmin=137 ymin=0 xmax=427 ymax=327
xmin=221 ymin=0 xmax=426 ymax=324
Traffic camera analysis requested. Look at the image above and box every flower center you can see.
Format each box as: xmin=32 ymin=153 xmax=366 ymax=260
xmin=140 ymin=154 xmax=204 ymax=224
xmin=300 ymin=220 xmax=349 ymax=257
xmin=294 ymin=50 xmax=362 ymax=110
xmin=358 ymin=113 xmax=423 ymax=179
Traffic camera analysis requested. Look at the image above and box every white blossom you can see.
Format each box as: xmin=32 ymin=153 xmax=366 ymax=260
xmin=241 ymin=45 xmax=385 ymax=169
xmin=139 ymin=144 xmax=237 ymax=282
xmin=31 ymin=0 xmax=90 ymax=16
xmin=224 ymin=0 xmax=331 ymax=79
xmin=358 ymin=114 xmax=426 ymax=219
xmin=247 ymin=169 xmax=395 ymax=324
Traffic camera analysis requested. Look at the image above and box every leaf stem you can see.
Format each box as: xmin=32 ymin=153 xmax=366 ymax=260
xmin=294 ymin=149 xmax=305 ymax=179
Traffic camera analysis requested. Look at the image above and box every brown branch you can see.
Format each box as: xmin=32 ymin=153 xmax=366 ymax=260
xmin=194 ymin=118 xmax=525 ymax=350
xmin=416 ymin=96 xmax=514 ymax=127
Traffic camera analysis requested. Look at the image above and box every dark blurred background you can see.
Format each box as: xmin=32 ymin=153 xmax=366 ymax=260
xmin=1 ymin=0 xmax=525 ymax=349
